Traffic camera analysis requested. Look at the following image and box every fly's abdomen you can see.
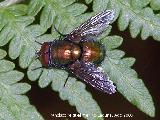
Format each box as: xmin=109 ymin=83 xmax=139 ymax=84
xmin=81 ymin=42 xmax=105 ymax=63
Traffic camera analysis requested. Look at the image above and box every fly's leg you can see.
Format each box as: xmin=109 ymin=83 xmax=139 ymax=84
xmin=31 ymin=66 xmax=43 ymax=71
xmin=64 ymin=75 xmax=69 ymax=87
xmin=53 ymin=25 xmax=66 ymax=38
xmin=35 ymin=41 xmax=43 ymax=45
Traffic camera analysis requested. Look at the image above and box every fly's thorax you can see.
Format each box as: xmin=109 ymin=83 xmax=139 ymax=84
xmin=51 ymin=41 xmax=81 ymax=66
xmin=81 ymin=41 xmax=105 ymax=63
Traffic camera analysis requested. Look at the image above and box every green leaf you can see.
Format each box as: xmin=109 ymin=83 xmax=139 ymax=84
xmin=26 ymin=0 xmax=155 ymax=118
xmin=0 ymin=49 xmax=7 ymax=59
xmin=131 ymin=0 xmax=150 ymax=9
xmin=27 ymin=1 xmax=105 ymax=119
xmin=93 ymin=0 xmax=109 ymax=12
xmin=2 ymin=0 xmax=88 ymax=70
xmin=0 ymin=5 xmax=46 ymax=68
xmin=28 ymin=61 xmax=103 ymax=120
xmin=150 ymin=0 xmax=160 ymax=10
xmin=119 ymin=58 xmax=136 ymax=67
xmin=0 ymin=60 xmax=15 ymax=72
xmin=118 ymin=9 xmax=130 ymax=31
xmin=101 ymin=35 xmax=123 ymax=50
xmin=107 ymin=50 xmax=125 ymax=59
xmin=60 ymin=78 xmax=103 ymax=120
xmin=97 ymin=26 xmax=112 ymax=40
xmin=27 ymin=0 xmax=44 ymax=16
xmin=50 ymin=69 xmax=68 ymax=91
xmin=65 ymin=3 xmax=87 ymax=16
xmin=27 ymin=60 xmax=42 ymax=81
xmin=0 ymin=25 xmax=14 ymax=46
xmin=101 ymin=36 xmax=155 ymax=117
xmin=85 ymin=0 xmax=93 ymax=4
xmin=68 ymin=12 xmax=93 ymax=33
xmin=7 ymin=4 xmax=28 ymax=16
xmin=0 ymin=70 xmax=24 ymax=85
xmin=93 ymin=0 xmax=160 ymax=41
xmin=0 ymin=0 xmax=155 ymax=119
xmin=28 ymin=0 xmax=87 ymax=33
xmin=40 ymin=5 xmax=56 ymax=29
xmin=38 ymin=69 xmax=53 ymax=88
xmin=27 ymin=25 xmax=45 ymax=37
xmin=0 ymin=59 xmax=44 ymax=120
xmin=10 ymin=83 xmax=31 ymax=94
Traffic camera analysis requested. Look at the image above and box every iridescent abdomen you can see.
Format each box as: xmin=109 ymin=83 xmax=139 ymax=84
xmin=81 ymin=42 xmax=105 ymax=63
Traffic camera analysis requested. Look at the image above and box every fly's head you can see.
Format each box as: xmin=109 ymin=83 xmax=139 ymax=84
xmin=36 ymin=42 xmax=51 ymax=68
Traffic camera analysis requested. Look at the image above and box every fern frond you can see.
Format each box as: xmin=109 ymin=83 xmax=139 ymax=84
xmin=27 ymin=1 xmax=103 ymax=119
xmin=28 ymin=59 xmax=103 ymax=120
xmin=0 ymin=0 xmax=156 ymax=119
xmin=0 ymin=49 xmax=7 ymax=59
xmin=28 ymin=0 xmax=87 ymax=33
xmin=60 ymin=78 xmax=103 ymax=120
xmin=101 ymin=36 xmax=155 ymax=117
xmin=85 ymin=0 xmax=93 ymax=4
xmin=0 ymin=4 xmax=46 ymax=68
xmin=0 ymin=0 xmax=24 ymax=7
xmin=0 ymin=0 xmax=88 ymax=69
xmin=93 ymin=0 xmax=160 ymax=41
xmin=26 ymin=0 xmax=155 ymax=118
xmin=130 ymin=0 xmax=150 ymax=9
xmin=150 ymin=0 xmax=160 ymax=10
xmin=0 ymin=49 xmax=44 ymax=120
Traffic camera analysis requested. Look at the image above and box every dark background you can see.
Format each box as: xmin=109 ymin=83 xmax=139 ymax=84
xmin=26 ymin=22 xmax=160 ymax=120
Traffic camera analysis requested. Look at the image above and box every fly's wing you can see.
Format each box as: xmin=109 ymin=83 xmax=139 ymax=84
xmin=68 ymin=61 xmax=116 ymax=94
xmin=66 ymin=10 xmax=115 ymax=43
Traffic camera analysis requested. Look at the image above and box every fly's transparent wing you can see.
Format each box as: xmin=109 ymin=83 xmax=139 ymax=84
xmin=66 ymin=10 xmax=115 ymax=43
xmin=68 ymin=60 xmax=116 ymax=94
